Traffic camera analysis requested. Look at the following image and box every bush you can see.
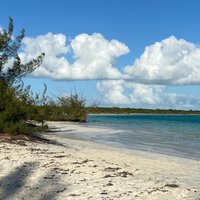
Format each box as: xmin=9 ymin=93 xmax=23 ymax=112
xmin=58 ymin=94 xmax=87 ymax=122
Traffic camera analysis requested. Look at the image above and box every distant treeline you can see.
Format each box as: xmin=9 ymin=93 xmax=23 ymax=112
xmin=86 ymin=107 xmax=200 ymax=115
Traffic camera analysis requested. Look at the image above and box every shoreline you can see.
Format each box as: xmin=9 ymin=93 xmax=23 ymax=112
xmin=47 ymin=121 xmax=199 ymax=161
xmin=0 ymin=121 xmax=200 ymax=199
xmin=48 ymin=121 xmax=200 ymax=161
xmin=89 ymin=113 xmax=200 ymax=116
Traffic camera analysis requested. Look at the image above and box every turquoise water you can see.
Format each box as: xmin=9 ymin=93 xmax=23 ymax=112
xmin=86 ymin=114 xmax=200 ymax=160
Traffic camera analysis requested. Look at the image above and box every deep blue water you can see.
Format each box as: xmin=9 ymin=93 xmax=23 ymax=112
xmin=65 ymin=114 xmax=200 ymax=160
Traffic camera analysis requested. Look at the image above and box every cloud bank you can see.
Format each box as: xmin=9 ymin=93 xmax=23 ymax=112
xmin=97 ymin=80 xmax=200 ymax=109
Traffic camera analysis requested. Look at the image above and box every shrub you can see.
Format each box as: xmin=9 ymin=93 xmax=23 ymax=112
xmin=58 ymin=94 xmax=87 ymax=122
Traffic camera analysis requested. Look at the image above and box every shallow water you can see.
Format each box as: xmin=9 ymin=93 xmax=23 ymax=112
xmin=64 ymin=114 xmax=200 ymax=160
xmin=88 ymin=114 xmax=200 ymax=159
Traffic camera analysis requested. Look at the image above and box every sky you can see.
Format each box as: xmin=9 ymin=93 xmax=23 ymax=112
xmin=1 ymin=0 xmax=200 ymax=109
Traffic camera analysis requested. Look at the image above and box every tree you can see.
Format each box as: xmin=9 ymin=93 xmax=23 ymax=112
xmin=31 ymin=84 xmax=51 ymax=126
xmin=0 ymin=17 xmax=44 ymax=87
xmin=0 ymin=17 xmax=45 ymax=134
xmin=58 ymin=93 xmax=87 ymax=122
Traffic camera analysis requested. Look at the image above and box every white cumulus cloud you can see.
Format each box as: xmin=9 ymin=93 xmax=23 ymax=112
xmin=19 ymin=32 xmax=129 ymax=80
xmin=124 ymin=36 xmax=200 ymax=85
xmin=97 ymin=80 xmax=200 ymax=109
xmin=20 ymin=34 xmax=200 ymax=85
xmin=97 ymin=80 xmax=130 ymax=104
xmin=20 ymin=33 xmax=70 ymax=79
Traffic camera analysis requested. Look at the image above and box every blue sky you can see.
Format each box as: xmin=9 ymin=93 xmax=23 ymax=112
xmin=1 ymin=0 xmax=200 ymax=109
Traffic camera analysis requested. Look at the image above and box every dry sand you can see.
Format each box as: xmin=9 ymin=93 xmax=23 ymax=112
xmin=0 ymin=121 xmax=200 ymax=200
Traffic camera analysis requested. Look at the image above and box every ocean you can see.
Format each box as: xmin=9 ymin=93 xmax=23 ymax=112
xmin=67 ymin=114 xmax=200 ymax=160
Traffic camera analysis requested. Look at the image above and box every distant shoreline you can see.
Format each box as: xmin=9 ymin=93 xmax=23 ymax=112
xmin=88 ymin=113 xmax=200 ymax=116
xmin=86 ymin=107 xmax=200 ymax=115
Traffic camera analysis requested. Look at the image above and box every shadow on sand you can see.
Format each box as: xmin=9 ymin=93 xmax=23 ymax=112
xmin=0 ymin=162 xmax=67 ymax=200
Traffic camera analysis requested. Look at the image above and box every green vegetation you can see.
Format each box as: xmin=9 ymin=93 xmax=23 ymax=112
xmin=58 ymin=94 xmax=87 ymax=122
xmin=86 ymin=107 xmax=200 ymax=115
xmin=30 ymin=94 xmax=88 ymax=123
xmin=0 ymin=17 xmax=45 ymax=134
xmin=0 ymin=18 xmax=87 ymax=135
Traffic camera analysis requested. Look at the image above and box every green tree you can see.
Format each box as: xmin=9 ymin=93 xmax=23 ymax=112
xmin=0 ymin=17 xmax=45 ymax=134
xmin=0 ymin=17 xmax=44 ymax=87
xmin=31 ymin=84 xmax=51 ymax=126
xmin=58 ymin=93 xmax=87 ymax=122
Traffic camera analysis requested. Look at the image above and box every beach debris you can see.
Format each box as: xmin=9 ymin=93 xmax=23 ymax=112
xmin=56 ymin=187 xmax=66 ymax=193
xmin=104 ymin=167 xmax=121 ymax=172
xmin=146 ymin=187 xmax=169 ymax=194
xmin=103 ymin=174 xmax=116 ymax=178
xmin=165 ymin=183 xmax=179 ymax=188
xmin=89 ymin=164 xmax=97 ymax=167
xmin=71 ymin=159 xmax=93 ymax=165
xmin=53 ymin=167 xmax=69 ymax=175
xmin=70 ymin=169 xmax=76 ymax=173
xmin=106 ymin=182 xmax=113 ymax=186
xmin=103 ymin=170 xmax=133 ymax=178
xmin=53 ymin=155 xmax=66 ymax=158
xmin=43 ymin=174 xmax=56 ymax=179
xmin=2 ymin=156 xmax=10 ymax=160
xmin=80 ymin=178 xmax=87 ymax=182
xmin=69 ymin=193 xmax=81 ymax=197
xmin=100 ymin=190 xmax=108 ymax=195
xmin=117 ymin=171 xmax=134 ymax=177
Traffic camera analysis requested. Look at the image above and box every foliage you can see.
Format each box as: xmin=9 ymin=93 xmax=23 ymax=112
xmin=0 ymin=18 xmax=45 ymax=134
xmin=0 ymin=17 xmax=44 ymax=87
xmin=0 ymin=18 xmax=88 ymax=135
xmin=58 ymin=93 xmax=87 ymax=122
xmin=32 ymin=85 xmax=56 ymax=126
xmin=0 ymin=80 xmax=24 ymax=132
xmin=86 ymin=106 xmax=200 ymax=115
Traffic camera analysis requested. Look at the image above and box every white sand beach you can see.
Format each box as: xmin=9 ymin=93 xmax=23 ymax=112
xmin=0 ymin=121 xmax=200 ymax=200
